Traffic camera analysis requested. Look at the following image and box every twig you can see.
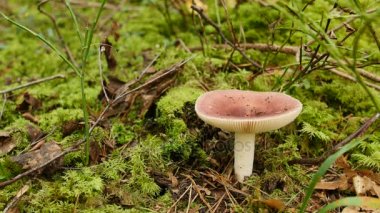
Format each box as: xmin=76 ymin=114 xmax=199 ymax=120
xmin=290 ymin=113 xmax=380 ymax=165
xmin=167 ymin=184 xmax=192 ymax=213
xmin=190 ymin=43 xmax=298 ymax=54
xmin=183 ymin=174 xmax=213 ymax=212
xmin=186 ymin=183 xmax=193 ymax=213
xmin=68 ymin=0 xmax=119 ymax=10
xmin=0 ymin=94 xmax=6 ymax=121
xmin=211 ymin=192 xmax=226 ymax=212
xmin=0 ymin=139 xmax=83 ymax=188
xmin=328 ymin=68 xmax=380 ymax=91
xmin=3 ymin=184 xmax=30 ymax=213
xmin=0 ymin=74 xmax=66 ymax=95
xmin=306 ymin=8 xmax=376 ymax=46
xmin=191 ymin=5 xmax=262 ymax=69
xmin=98 ymin=45 xmax=110 ymax=103
xmin=37 ymin=0 xmax=78 ymax=67
xmin=358 ymin=69 xmax=380 ymax=83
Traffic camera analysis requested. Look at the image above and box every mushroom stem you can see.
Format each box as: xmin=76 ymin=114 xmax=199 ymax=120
xmin=234 ymin=133 xmax=255 ymax=182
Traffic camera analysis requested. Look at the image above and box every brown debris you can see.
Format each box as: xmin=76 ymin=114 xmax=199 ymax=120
xmin=62 ymin=120 xmax=83 ymax=137
xmin=16 ymin=92 xmax=42 ymax=113
xmin=0 ymin=130 xmax=16 ymax=156
xmin=22 ymin=112 xmax=38 ymax=123
xmin=26 ymin=124 xmax=44 ymax=142
xmin=11 ymin=142 xmax=63 ymax=175
xmin=102 ymin=39 xmax=117 ymax=71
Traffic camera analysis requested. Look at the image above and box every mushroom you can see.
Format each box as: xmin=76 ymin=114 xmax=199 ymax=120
xmin=195 ymin=90 xmax=302 ymax=182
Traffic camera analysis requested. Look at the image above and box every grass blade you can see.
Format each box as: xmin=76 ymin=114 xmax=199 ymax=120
xmin=0 ymin=12 xmax=81 ymax=76
xmin=64 ymin=0 xmax=83 ymax=45
xmin=299 ymin=140 xmax=361 ymax=212
xmin=318 ymin=197 xmax=380 ymax=213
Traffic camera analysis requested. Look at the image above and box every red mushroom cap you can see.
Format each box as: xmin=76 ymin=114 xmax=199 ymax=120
xmin=195 ymin=90 xmax=302 ymax=133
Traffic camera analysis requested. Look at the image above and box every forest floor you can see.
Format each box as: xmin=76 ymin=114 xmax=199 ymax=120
xmin=1 ymin=0 xmax=380 ymax=212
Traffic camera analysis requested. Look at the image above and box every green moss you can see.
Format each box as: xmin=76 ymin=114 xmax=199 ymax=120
xmin=111 ymin=122 xmax=135 ymax=145
xmin=38 ymin=108 xmax=83 ymax=140
xmin=156 ymin=86 xmax=203 ymax=123
xmin=127 ymin=136 xmax=164 ymax=197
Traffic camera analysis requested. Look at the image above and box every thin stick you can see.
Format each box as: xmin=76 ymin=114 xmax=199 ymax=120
xmin=358 ymin=69 xmax=380 ymax=83
xmin=0 ymin=139 xmax=83 ymax=188
xmin=185 ymin=183 xmax=193 ymax=213
xmin=0 ymin=74 xmax=65 ymax=95
xmin=306 ymin=8 xmax=376 ymax=46
xmin=167 ymin=184 xmax=192 ymax=213
xmin=290 ymin=113 xmax=380 ymax=165
xmin=328 ymin=68 xmax=380 ymax=91
xmin=0 ymin=94 xmax=6 ymax=121
xmin=38 ymin=0 xmax=79 ymax=67
xmin=3 ymin=184 xmax=30 ymax=212
xmin=183 ymin=174 xmax=213 ymax=212
xmin=190 ymin=42 xmax=298 ymax=55
xmin=98 ymin=45 xmax=110 ymax=103
xmin=191 ymin=5 xmax=262 ymax=69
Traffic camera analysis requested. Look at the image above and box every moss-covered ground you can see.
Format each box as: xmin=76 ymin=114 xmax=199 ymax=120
xmin=1 ymin=0 xmax=380 ymax=212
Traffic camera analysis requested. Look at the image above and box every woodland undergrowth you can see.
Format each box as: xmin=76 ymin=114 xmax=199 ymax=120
xmin=0 ymin=0 xmax=379 ymax=212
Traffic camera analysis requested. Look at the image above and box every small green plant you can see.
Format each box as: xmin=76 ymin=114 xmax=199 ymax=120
xmin=0 ymin=0 xmax=107 ymax=164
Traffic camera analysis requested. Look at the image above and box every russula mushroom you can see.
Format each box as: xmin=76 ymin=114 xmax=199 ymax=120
xmin=195 ymin=90 xmax=302 ymax=182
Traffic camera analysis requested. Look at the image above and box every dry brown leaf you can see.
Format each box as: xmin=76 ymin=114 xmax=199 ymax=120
xmin=342 ymin=206 xmax=360 ymax=213
xmin=260 ymin=199 xmax=286 ymax=211
xmin=353 ymin=175 xmax=380 ymax=197
xmin=16 ymin=92 xmax=41 ymax=113
xmin=11 ymin=142 xmax=63 ymax=174
xmin=336 ymin=155 xmax=351 ymax=170
xmin=167 ymin=171 xmax=179 ymax=188
xmin=22 ymin=112 xmax=38 ymax=123
xmin=0 ymin=130 xmax=16 ymax=156
xmin=315 ymin=175 xmax=349 ymax=191
xmin=26 ymin=124 xmax=44 ymax=142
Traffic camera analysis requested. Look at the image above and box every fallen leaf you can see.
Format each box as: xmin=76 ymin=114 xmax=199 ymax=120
xmin=11 ymin=142 xmax=63 ymax=174
xmin=16 ymin=92 xmax=41 ymax=113
xmin=26 ymin=124 xmax=44 ymax=142
xmin=0 ymin=130 xmax=16 ymax=156
xmin=261 ymin=199 xmax=286 ymax=211
xmin=315 ymin=175 xmax=349 ymax=191
xmin=62 ymin=120 xmax=83 ymax=136
xmin=336 ymin=155 xmax=351 ymax=170
xmin=22 ymin=112 xmax=38 ymax=123
xmin=342 ymin=206 xmax=359 ymax=213
xmin=353 ymin=175 xmax=380 ymax=197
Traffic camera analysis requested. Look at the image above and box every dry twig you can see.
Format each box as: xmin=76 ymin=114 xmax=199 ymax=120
xmin=191 ymin=5 xmax=262 ymax=69
xmin=0 ymin=74 xmax=66 ymax=95
xmin=3 ymin=184 xmax=30 ymax=212
xmin=183 ymin=174 xmax=213 ymax=212
xmin=290 ymin=113 xmax=380 ymax=165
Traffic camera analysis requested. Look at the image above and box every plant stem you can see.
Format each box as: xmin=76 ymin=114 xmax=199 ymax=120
xmin=234 ymin=133 xmax=256 ymax=182
xmin=81 ymin=0 xmax=107 ymax=165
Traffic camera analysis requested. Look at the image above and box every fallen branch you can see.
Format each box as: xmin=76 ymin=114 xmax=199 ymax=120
xmin=190 ymin=43 xmax=298 ymax=55
xmin=328 ymin=68 xmax=380 ymax=91
xmin=191 ymin=5 xmax=262 ymax=69
xmin=0 ymin=74 xmax=65 ymax=95
xmin=3 ymin=184 xmax=30 ymax=212
xmin=290 ymin=113 xmax=380 ymax=165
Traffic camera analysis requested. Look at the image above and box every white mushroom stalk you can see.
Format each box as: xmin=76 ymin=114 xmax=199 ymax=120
xmin=195 ymin=90 xmax=302 ymax=182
